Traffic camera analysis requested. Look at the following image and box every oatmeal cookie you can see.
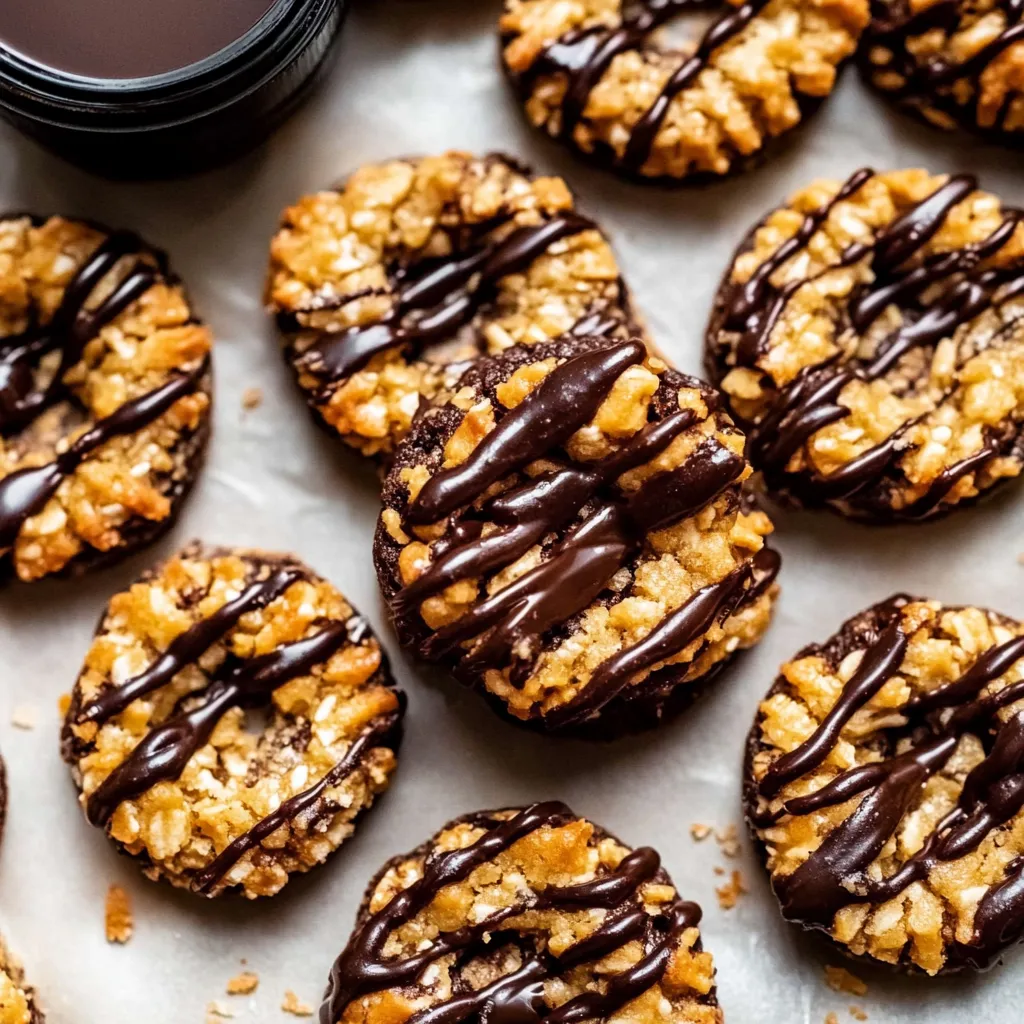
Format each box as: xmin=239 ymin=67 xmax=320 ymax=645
xmin=745 ymin=595 xmax=1024 ymax=974
xmin=267 ymin=151 xmax=641 ymax=459
xmin=0 ymin=215 xmax=212 ymax=583
xmin=320 ymin=802 xmax=723 ymax=1024
xmin=861 ymin=0 xmax=1024 ymax=144
xmin=705 ymin=168 xmax=1024 ymax=521
xmin=0 ymin=938 xmax=42 ymax=1024
xmin=61 ymin=541 xmax=404 ymax=899
xmin=374 ymin=333 xmax=779 ymax=737
xmin=500 ymin=0 xmax=869 ymax=183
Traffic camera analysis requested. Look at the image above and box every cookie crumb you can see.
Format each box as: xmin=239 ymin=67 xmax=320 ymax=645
xmin=713 ymin=865 xmax=726 ymax=876
xmin=715 ymin=824 xmax=740 ymax=858
xmin=242 ymin=387 xmax=263 ymax=411
xmin=715 ymin=869 xmax=747 ymax=910
xmin=105 ymin=884 xmax=133 ymax=944
xmin=849 ymin=1008 xmax=868 ymax=1021
xmin=825 ymin=1015 xmax=840 ymax=1024
xmin=206 ymin=1001 xmax=236 ymax=1020
xmin=690 ymin=823 xmax=712 ymax=841
xmin=227 ymin=972 xmax=259 ymax=996
xmin=824 ymin=965 xmax=868 ymax=996
xmin=10 ymin=705 xmax=36 ymax=730
xmin=282 ymin=991 xmax=314 ymax=1017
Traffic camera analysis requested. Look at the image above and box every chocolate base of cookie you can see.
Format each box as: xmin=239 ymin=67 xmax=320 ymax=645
xmin=741 ymin=596 xmax=1024 ymax=975
xmin=0 ymin=367 xmax=213 ymax=587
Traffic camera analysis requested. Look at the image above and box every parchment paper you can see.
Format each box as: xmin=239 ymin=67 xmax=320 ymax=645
xmin=1 ymin=2 xmax=1022 ymax=1021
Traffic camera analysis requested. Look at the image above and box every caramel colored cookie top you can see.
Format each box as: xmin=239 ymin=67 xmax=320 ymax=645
xmin=0 ymin=940 xmax=41 ymax=1024
xmin=0 ymin=215 xmax=212 ymax=582
xmin=267 ymin=151 xmax=638 ymax=458
xmin=861 ymin=0 xmax=1024 ymax=141
xmin=62 ymin=542 xmax=404 ymax=899
xmin=322 ymin=803 xmax=722 ymax=1024
xmin=375 ymin=334 xmax=778 ymax=734
xmin=706 ymin=168 xmax=1024 ymax=520
xmin=500 ymin=0 xmax=868 ymax=181
xmin=746 ymin=596 xmax=1024 ymax=974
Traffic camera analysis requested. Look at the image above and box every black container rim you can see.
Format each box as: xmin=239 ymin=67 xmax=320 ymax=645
xmin=0 ymin=0 xmax=340 ymax=129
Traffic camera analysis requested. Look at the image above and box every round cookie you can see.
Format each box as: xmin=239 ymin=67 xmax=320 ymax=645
xmin=860 ymin=0 xmax=1024 ymax=144
xmin=745 ymin=595 xmax=1024 ymax=974
xmin=266 ymin=151 xmax=641 ymax=459
xmin=61 ymin=542 xmax=404 ymax=899
xmin=0 ymin=215 xmax=212 ymax=583
xmin=0 ymin=938 xmax=43 ymax=1024
xmin=705 ymin=168 xmax=1024 ymax=521
xmin=499 ymin=0 xmax=869 ymax=183
xmin=374 ymin=333 xmax=780 ymax=737
xmin=321 ymin=802 xmax=723 ymax=1024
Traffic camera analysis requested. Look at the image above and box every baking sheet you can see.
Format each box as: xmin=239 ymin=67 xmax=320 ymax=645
xmin=1 ymin=1 xmax=1023 ymax=1021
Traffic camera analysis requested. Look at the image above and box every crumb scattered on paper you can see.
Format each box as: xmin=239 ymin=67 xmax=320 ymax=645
xmin=825 ymin=1015 xmax=839 ymax=1024
xmin=849 ymin=1008 xmax=868 ymax=1021
xmin=227 ymin=972 xmax=260 ymax=996
xmin=206 ymin=1001 xmax=236 ymax=1021
xmin=715 ymin=869 xmax=747 ymax=910
xmin=242 ymin=387 xmax=263 ymax=411
xmin=824 ymin=965 xmax=868 ymax=996
xmin=713 ymin=865 xmax=725 ymax=876
xmin=282 ymin=991 xmax=314 ymax=1017
xmin=690 ymin=823 xmax=712 ymax=841
xmin=715 ymin=824 xmax=740 ymax=858
xmin=105 ymin=884 xmax=133 ymax=944
xmin=10 ymin=704 xmax=36 ymax=730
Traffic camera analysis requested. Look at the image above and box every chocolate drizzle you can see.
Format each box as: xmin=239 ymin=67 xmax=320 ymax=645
xmin=864 ymin=0 xmax=1024 ymax=135
xmin=717 ymin=170 xmax=1024 ymax=512
xmin=390 ymin=339 xmax=776 ymax=724
xmin=292 ymin=214 xmax=596 ymax=382
xmin=514 ymin=0 xmax=772 ymax=174
xmin=0 ymin=225 xmax=208 ymax=551
xmin=753 ymin=598 xmax=1024 ymax=968
xmin=320 ymin=803 xmax=703 ymax=1024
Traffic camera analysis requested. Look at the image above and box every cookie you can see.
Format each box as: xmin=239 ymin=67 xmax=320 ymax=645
xmin=860 ymin=0 xmax=1024 ymax=144
xmin=0 ymin=215 xmax=212 ymax=583
xmin=705 ymin=168 xmax=1024 ymax=521
xmin=320 ymin=802 xmax=723 ymax=1024
xmin=374 ymin=333 xmax=779 ymax=737
xmin=267 ymin=151 xmax=641 ymax=459
xmin=745 ymin=595 xmax=1024 ymax=974
xmin=499 ymin=0 xmax=869 ymax=183
xmin=61 ymin=542 xmax=404 ymax=899
xmin=0 ymin=938 xmax=42 ymax=1024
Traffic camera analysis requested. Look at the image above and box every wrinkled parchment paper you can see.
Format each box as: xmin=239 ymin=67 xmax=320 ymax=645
xmin=2 ymin=2 xmax=1023 ymax=1021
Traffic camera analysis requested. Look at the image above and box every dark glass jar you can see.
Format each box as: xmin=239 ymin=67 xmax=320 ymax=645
xmin=0 ymin=0 xmax=346 ymax=179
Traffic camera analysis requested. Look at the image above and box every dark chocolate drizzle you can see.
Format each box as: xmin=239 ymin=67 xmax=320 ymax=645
xmin=0 ymin=225 xmax=208 ymax=551
xmin=865 ymin=0 xmax=1024 ymax=135
xmin=292 ymin=214 xmax=597 ymax=382
xmin=320 ymin=802 xmax=703 ymax=1024
xmin=74 ymin=562 xmax=396 ymax=891
xmin=753 ymin=598 xmax=1024 ymax=968
xmin=514 ymin=0 xmax=772 ymax=173
xmin=392 ymin=339 xmax=776 ymax=723
xmin=719 ymin=169 xmax=1024 ymax=512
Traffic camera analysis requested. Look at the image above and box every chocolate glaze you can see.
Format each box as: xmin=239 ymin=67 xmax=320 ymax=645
xmin=320 ymin=803 xmax=702 ymax=1024
xmin=714 ymin=170 xmax=1024 ymax=514
xmin=389 ymin=338 xmax=775 ymax=725
xmin=752 ymin=597 xmax=1024 ymax=970
xmin=512 ymin=0 xmax=772 ymax=174
xmin=0 ymin=225 xmax=209 ymax=552
xmin=293 ymin=214 xmax=596 ymax=382
xmin=864 ymin=0 xmax=1024 ymax=136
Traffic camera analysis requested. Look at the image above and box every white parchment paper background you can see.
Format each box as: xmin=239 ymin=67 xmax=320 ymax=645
xmin=1 ymin=2 xmax=1023 ymax=1021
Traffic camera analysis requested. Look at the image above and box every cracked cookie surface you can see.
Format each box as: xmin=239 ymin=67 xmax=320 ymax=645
xmin=861 ymin=0 xmax=1024 ymax=143
xmin=321 ymin=802 xmax=723 ymax=1024
xmin=705 ymin=168 xmax=1024 ymax=521
xmin=61 ymin=541 xmax=404 ymax=899
xmin=500 ymin=0 xmax=869 ymax=182
xmin=374 ymin=333 xmax=779 ymax=738
xmin=267 ymin=151 xmax=641 ymax=459
xmin=0 ymin=215 xmax=212 ymax=583
xmin=0 ymin=939 xmax=42 ymax=1024
xmin=745 ymin=595 xmax=1024 ymax=974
